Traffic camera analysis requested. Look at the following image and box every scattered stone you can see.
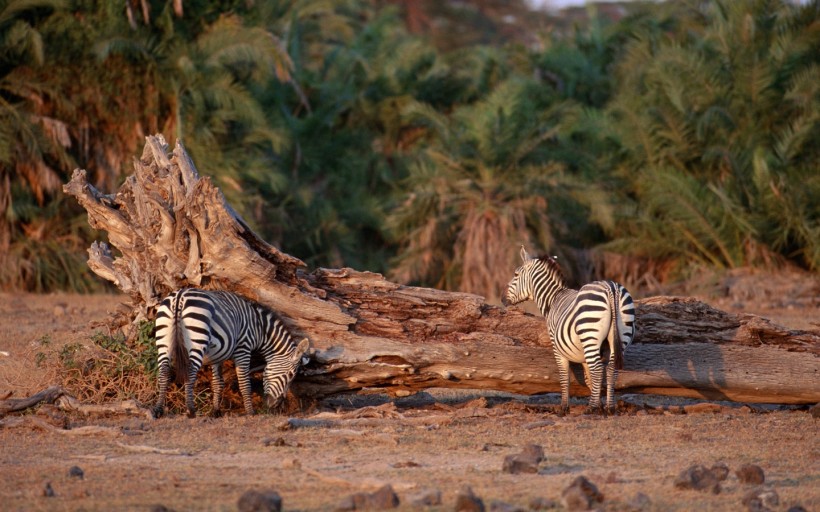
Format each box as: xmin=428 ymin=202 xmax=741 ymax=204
xmin=150 ymin=506 xmax=175 ymax=512
xmin=625 ymin=492 xmax=651 ymax=511
xmin=263 ymin=437 xmax=287 ymax=447
xmin=710 ymin=462 xmax=730 ymax=481
xmin=370 ymin=485 xmax=400 ymax=509
xmin=454 ymin=485 xmax=485 ymax=512
xmin=502 ymin=454 xmax=538 ymax=474
xmin=43 ymin=482 xmax=55 ymax=497
xmin=68 ymin=465 xmax=84 ymax=480
xmin=520 ymin=443 xmax=545 ymax=463
xmin=528 ymin=497 xmax=559 ymax=510
xmin=561 ymin=476 xmax=604 ymax=510
xmin=489 ymin=500 xmax=526 ymax=512
xmin=408 ymin=488 xmax=441 ymax=507
xmin=786 ymin=506 xmax=807 ymax=512
xmin=53 ymin=305 xmax=67 ymax=317
xmin=336 ymin=484 xmax=399 ymax=510
xmin=736 ymin=464 xmax=765 ymax=485
xmin=524 ymin=420 xmax=556 ymax=429
xmin=809 ymin=403 xmax=820 ymax=419
xmin=237 ymin=490 xmax=282 ymax=512
xmin=392 ymin=460 xmax=421 ymax=468
xmin=502 ymin=443 xmax=543 ymax=474
xmin=742 ymin=487 xmax=779 ymax=512
xmin=674 ymin=465 xmax=721 ymax=494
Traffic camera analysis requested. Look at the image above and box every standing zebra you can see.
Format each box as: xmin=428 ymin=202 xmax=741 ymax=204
xmin=503 ymin=247 xmax=636 ymax=415
xmin=152 ymin=288 xmax=310 ymax=418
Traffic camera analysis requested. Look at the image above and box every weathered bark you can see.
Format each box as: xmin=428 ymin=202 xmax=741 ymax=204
xmin=63 ymin=135 xmax=820 ymax=405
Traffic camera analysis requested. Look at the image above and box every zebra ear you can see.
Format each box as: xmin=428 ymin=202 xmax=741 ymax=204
xmin=292 ymin=338 xmax=310 ymax=363
xmin=520 ymin=245 xmax=531 ymax=262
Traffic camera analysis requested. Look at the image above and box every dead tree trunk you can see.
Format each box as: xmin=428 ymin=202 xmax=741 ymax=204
xmin=64 ymin=135 xmax=820 ymax=405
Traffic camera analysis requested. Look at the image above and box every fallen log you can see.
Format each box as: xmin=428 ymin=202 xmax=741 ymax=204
xmin=63 ymin=135 xmax=820 ymax=405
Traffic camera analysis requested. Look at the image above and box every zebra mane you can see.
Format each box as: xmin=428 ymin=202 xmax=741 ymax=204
xmin=535 ymin=254 xmax=565 ymax=284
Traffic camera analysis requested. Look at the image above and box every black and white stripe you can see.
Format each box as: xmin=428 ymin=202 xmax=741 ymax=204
xmin=503 ymin=247 xmax=636 ymax=414
xmin=152 ymin=288 xmax=310 ymax=418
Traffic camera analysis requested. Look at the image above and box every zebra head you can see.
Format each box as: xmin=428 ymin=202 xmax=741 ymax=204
xmin=502 ymin=246 xmax=564 ymax=307
xmin=265 ymin=337 xmax=311 ymax=409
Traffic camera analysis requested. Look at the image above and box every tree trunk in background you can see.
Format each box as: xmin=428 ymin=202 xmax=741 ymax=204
xmin=63 ymin=135 xmax=820 ymax=405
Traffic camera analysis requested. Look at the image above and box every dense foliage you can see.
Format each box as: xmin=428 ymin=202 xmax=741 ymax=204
xmin=1 ymin=0 xmax=817 ymax=297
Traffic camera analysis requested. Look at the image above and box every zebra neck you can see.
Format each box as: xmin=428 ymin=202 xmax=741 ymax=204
xmin=533 ymin=282 xmax=566 ymax=317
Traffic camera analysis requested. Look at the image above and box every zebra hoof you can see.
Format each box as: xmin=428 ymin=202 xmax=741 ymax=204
xmin=210 ymin=409 xmax=222 ymax=419
xmin=152 ymin=406 xmax=165 ymax=419
xmin=584 ymin=406 xmax=603 ymax=416
xmin=186 ymin=409 xmax=196 ymax=419
xmin=554 ymin=405 xmax=569 ymax=417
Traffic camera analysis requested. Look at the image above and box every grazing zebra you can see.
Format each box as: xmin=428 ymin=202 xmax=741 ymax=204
xmin=503 ymin=247 xmax=636 ymax=415
xmin=152 ymin=288 xmax=310 ymax=418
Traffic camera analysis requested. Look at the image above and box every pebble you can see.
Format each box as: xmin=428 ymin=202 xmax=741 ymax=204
xmin=336 ymin=484 xmax=399 ymax=510
xmin=710 ymin=462 xmax=730 ymax=481
xmin=43 ymin=482 xmax=55 ymax=497
xmin=408 ymin=488 xmax=441 ymax=507
xmin=502 ymin=443 xmax=544 ymax=474
xmin=626 ymin=492 xmax=651 ymax=511
xmin=742 ymin=487 xmax=779 ymax=512
xmin=528 ymin=497 xmax=559 ymax=510
xmin=736 ymin=464 xmax=765 ymax=485
xmin=237 ymin=490 xmax=282 ymax=512
xmin=673 ymin=465 xmax=721 ymax=494
xmin=561 ymin=476 xmax=603 ymax=510
xmin=489 ymin=501 xmax=526 ymax=512
xmin=454 ymin=485 xmax=485 ymax=512
xmin=68 ymin=465 xmax=84 ymax=480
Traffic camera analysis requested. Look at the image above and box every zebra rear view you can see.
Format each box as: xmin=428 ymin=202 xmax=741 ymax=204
xmin=503 ymin=247 xmax=636 ymax=415
xmin=153 ymin=288 xmax=310 ymax=418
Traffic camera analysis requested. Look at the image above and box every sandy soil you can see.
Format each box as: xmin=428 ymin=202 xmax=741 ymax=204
xmin=0 ymin=290 xmax=818 ymax=511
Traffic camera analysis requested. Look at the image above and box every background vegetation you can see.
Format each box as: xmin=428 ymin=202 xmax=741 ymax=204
xmin=1 ymin=0 xmax=817 ymax=300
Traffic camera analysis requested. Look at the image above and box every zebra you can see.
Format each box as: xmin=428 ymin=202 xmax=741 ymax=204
xmin=152 ymin=288 xmax=310 ymax=418
xmin=502 ymin=247 xmax=636 ymax=415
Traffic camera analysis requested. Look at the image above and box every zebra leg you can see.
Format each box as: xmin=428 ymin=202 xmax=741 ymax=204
xmin=584 ymin=357 xmax=604 ymax=415
xmin=555 ymin=356 xmax=571 ymax=416
xmin=234 ymin=352 xmax=255 ymax=415
xmin=153 ymin=359 xmax=171 ymax=418
xmin=605 ymin=361 xmax=618 ymax=415
xmin=210 ymin=363 xmax=224 ymax=418
xmin=184 ymin=360 xmax=203 ymax=418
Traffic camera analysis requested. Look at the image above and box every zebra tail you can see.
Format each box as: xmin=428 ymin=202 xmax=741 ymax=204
xmin=610 ymin=284 xmax=624 ymax=371
xmin=172 ymin=312 xmax=189 ymax=387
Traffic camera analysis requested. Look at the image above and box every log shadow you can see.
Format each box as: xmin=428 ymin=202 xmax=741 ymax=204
xmin=619 ymin=342 xmax=732 ymax=402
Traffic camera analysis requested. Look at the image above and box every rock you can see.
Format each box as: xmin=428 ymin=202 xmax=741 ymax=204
xmin=502 ymin=454 xmax=539 ymax=474
xmin=521 ymin=443 xmax=545 ymax=463
xmin=561 ymin=476 xmax=604 ymax=510
xmin=528 ymin=497 xmax=559 ymax=510
xmin=43 ymin=482 xmax=55 ymax=497
xmin=742 ymin=487 xmax=779 ymax=512
xmin=263 ymin=437 xmax=287 ymax=447
xmin=809 ymin=403 xmax=819 ymax=419
xmin=502 ymin=443 xmax=544 ymax=474
xmin=150 ymin=506 xmax=175 ymax=512
xmin=489 ymin=501 xmax=526 ymax=512
xmin=454 ymin=485 xmax=485 ymax=512
xmin=68 ymin=465 xmax=84 ymax=480
xmin=673 ymin=465 xmax=721 ymax=494
xmin=409 ymin=488 xmax=442 ymax=507
xmin=336 ymin=484 xmax=399 ymax=510
xmin=370 ymin=485 xmax=400 ymax=509
xmin=53 ymin=305 xmax=67 ymax=317
xmin=626 ymin=492 xmax=651 ymax=511
xmin=237 ymin=490 xmax=283 ymax=512
xmin=786 ymin=506 xmax=807 ymax=512
xmin=710 ymin=462 xmax=730 ymax=481
xmin=736 ymin=464 xmax=765 ymax=485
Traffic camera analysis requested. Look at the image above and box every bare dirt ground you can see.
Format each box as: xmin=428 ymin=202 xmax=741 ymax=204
xmin=1 ymin=281 xmax=818 ymax=511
